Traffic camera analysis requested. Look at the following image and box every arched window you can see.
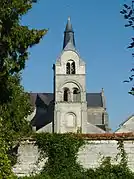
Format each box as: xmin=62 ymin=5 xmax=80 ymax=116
xmin=66 ymin=62 xmax=70 ymax=74
xmin=71 ymin=61 xmax=75 ymax=74
xmin=66 ymin=60 xmax=76 ymax=74
xmin=73 ymin=88 xmax=80 ymax=102
xmin=63 ymin=88 xmax=70 ymax=102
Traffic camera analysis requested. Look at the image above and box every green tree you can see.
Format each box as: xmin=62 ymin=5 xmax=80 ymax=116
xmin=0 ymin=136 xmax=16 ymax=179
xmin=0 ymin=74 xmax=33 ymax=165
xmin=0 ymin=0 xmax=47 ymax=176
xmin=120 ymin=1 xmax=134 ymax=95
xmin=0 ymin=0 xmax=47 ymax=102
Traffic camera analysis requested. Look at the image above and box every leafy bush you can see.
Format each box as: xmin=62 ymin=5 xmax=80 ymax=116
xmin=19 ymin=134 xmax=134 ymax=179
xmin=34 ymin=133 xmax=85 ymax=179
xmin=0 ymin=137 xmax=17 ymax=179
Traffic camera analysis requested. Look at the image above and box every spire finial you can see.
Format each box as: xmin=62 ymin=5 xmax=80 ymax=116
xmin=65 ymin=16 xmax=73 ymax=32
xmin=68 ymin=16 xmax=71 ymax=21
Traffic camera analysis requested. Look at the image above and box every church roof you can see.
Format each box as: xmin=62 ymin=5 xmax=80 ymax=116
xmin=63 ymin=17 xmax=75 ymax=50
xmin=29 ymin=93 xmax=54 ymax=130
xmin=86 ymin=93 xmax=103 ymax=107
xmin=29 ymin=92 xmax=103 ymax=108
xmin=117 ymin=114 xmax=134 ymax=128
xmin=115 ymin=114 xmax=134 ymax=133
xmin=30 ymin=93 xmax=53 ymax=107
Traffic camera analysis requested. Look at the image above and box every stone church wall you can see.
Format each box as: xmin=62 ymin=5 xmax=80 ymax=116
xmin=87 ymin=107 xmax=104 ymax=125
xmin=13 ymin=134 xmax=134 ymax=177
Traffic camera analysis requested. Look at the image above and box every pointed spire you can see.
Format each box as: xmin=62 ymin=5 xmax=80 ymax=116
xmin=63 ymin=17 xmax=75 ymax=50
xmin=65 ymin=17 xmax=73 ymax=32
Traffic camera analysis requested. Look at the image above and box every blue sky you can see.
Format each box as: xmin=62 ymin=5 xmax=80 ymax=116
xmin=22 ymin=0 xmax=134 ymax=131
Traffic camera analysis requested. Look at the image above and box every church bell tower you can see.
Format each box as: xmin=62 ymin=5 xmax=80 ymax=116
xmin=53 ymin=17 xmax=87 ymax=133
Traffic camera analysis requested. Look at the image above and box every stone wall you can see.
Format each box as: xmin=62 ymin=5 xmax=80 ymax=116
xmin=12 ymin=141 xmax=46 ymax=177
xmin=78 ymin=140 xmax=134 ymax=169
xmin=13 ymin=134 xmax=134 ymax=177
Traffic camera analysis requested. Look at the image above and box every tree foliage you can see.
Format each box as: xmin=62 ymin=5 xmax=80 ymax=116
xmin=0 ymin=0 xmax=47 ymax=103
xmin=120 ymin=2 xmax=134 ymax=95
xmin=0 ymin=74 xmax=33 ymax=165
xmin=0 ymin=0 xmax=47 ymax=176
xmin=0 ymin=0 xmax=47 ymax=74
xmin=0 ymin=0 xmax=47 ymax=138
xmin=35 ymin=133 xmax=85 ymax=179
xmin=0 ymin=136 xmax=15 ymax=179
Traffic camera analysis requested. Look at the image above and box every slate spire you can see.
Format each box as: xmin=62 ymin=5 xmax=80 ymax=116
xmin=63 ymin=17 xmax=75 ymax=49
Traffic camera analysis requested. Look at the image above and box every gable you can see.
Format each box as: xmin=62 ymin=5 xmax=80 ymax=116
xmin=119 ymin=115 xmax=134 ymax=127
xmin=115 ymin=115 xmax=134 ymax=133
xmin=86 ymin=122 xmax=105 ymax=133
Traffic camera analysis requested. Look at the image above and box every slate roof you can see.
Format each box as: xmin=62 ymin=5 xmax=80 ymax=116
xmin=29 ymin=92 xmax=103 ymax=108
xmin=29 ymin=93 xmax=53 ymax=107
xmin=86 ymin=93 xmax=103 ymax=107
xmin=63 ymin=17 xmax=75 ymax=50
xmin=29 ymin=93 xmax=54 ymax=130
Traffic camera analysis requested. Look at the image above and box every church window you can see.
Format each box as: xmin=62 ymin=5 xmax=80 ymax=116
xmin=63 ymin=88 xmax=70 ymax=102
xmin=66 ymin=62 xmax=70 ymax=74
xmin=71 ymin=61 xmax=75 ymax=74
xmin=102 ymin=113 xmax=105 ymax=124
xmin=73 ymin=88 xmax=80 ymax=102
xmin=66 ymin=60 xmax=76 ymax=74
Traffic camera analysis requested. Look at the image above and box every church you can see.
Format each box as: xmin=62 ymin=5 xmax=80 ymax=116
xmin=27 ymin=18 xmax=110 ymax=134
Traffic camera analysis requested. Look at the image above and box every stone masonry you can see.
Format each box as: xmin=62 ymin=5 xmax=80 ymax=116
xmin=13 ymin=134 xmax=134 ymax=177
